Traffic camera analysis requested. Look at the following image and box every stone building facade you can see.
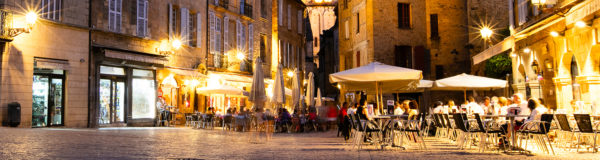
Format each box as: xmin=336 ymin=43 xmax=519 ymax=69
xmin=272 ymin=0 xmax=306 ymax=74
xmin=337 ymin=0 xmax=474 ymax=105
xmin=0 ymin=0 xmax=90 ymax=127
xmin=473 ymin=0 xmax=600 ymax=112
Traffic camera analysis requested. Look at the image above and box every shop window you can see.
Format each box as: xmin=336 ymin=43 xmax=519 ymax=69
xmin=100 ymin=66 xmax=125 ymax=75
xmin=132 ymin=69 xmax=155 ymax=119
xmin=32 ymin=68 xmax=65 ymax=127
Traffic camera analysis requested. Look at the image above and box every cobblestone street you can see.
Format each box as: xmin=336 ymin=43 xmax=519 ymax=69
xmin=0 ymin=127 xmax=598 ymax=159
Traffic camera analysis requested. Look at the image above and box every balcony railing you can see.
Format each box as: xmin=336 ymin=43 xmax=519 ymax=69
xmin=240 ymin=3 xmax=253 ymax=18
xmin=0 ymin=9 xmax=14 ymax=41
xmin=211 ymin=0 xmax=229 ymax=9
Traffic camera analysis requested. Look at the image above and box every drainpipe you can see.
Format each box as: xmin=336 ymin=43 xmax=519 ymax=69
xmin=87 ymin=0 xmax=94 ymax=128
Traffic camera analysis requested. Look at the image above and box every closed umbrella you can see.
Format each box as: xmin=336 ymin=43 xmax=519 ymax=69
xmin=271 ymin=64 xmax=286 ymax=106
xmin=292 ymin=69 xmax=302 ymax=109
xmin=305 ymin=72 xmax=315 ymax=108
xmin=315 ymin=88 xmax=322 ymax=107
xmin=249 ymin=58 xmax=267 ymax=108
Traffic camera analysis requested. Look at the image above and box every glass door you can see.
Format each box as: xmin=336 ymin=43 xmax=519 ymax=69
xmin=32 ymin=74 xmax=65 ymax=127
xmin=99 ymin=78 xmax=126 ymax=124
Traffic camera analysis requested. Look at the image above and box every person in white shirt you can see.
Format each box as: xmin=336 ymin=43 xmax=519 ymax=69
xmin=446 ymin=100 xmax=458 ymax=114
xmin=467 ymin=96 xmax=485 ymax=115
xmin=394 ymin=101 xmax=406 ymax=115
xmin=347 ymin=103 xmax=357 ymax=115
xmin=480 ymin=96 xmax=494 ymax=115
xmin=507 ymin=93 xmax=530 ymax=122
xmin=432 ymin=101 xmax=446 ymax=114
xmin=525 ymin=98 xmax=548 ymax=123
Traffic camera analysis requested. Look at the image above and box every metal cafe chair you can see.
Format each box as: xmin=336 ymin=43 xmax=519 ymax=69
xmin=352 ymin=114 xmax=382 ymax=151
xmin=452 ymin=113 xmax=475 ymax=150
xmin=554 ymin=114 xmax=576 ymax=150
xmin=444 ymin=114 xmax=458 ymax=141
xmin=398 ymin=115 xmax=428 ymax=150
xmin=473 ymin=114 xmax=504 ymax=152
xmin=573 ymin=114 xmax=599 ymax=153
xmin=433 ymin=114 xmax=446 ymax=138
xmin=516 ymin=114 xmax=555 ymax=155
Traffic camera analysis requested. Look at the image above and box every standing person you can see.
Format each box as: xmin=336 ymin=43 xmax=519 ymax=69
xmin=339 ymin=102 xmax=350 ymax=140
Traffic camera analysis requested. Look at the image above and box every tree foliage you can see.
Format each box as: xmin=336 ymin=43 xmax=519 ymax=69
xmin=485 ymin=53 xmax=512 ymax=79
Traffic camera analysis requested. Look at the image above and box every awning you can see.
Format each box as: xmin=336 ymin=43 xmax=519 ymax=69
xmin=472 ymin=36 xmax=514 ymax=65
xmin=34 ymin=58 xmax=70 ymax=70
xmin=105 ymin=50 xmax=168 ymax=65
xmin=166 ymin=67 xmax=206 ymax=78
xmin=208 ymin=71 xmax=273 ymax=84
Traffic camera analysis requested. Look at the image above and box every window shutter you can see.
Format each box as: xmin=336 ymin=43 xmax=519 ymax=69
xmin=287 ymin=5 xmax=291 ymax=30
xmin=297 ymin=10 xmax=302 ymax=34
xmin=109 ymin=0 xmax=114 ymax=31
xmin=241 ymin=24 xmax=245 ymax=51
xmin=144 ymin=0 xmax=148 ymax=36
xmin=344 ymin=20 xmax=349 ymax=39
xmin=137 ymin=0 xmax=148 ymax=37
xmin=248 ymin=24 xmax=253 ymax=60
xmin=279 ymin=0 xmax=283 ymax=26
xmin=196 ymin=13 xmax=202 ymax=48
xmin=209 ymin=11 xmax=215 ymax=53
xmin=188 ymin=11 xmax=193 ymax=46
xmin=236 ymin=20 xmax=241 ymax=50
xmin=181 ymin=8 xmax=189 ymax=43
xmin=518 ymin=0 xmax=527 ymax=25
xmin=216 ymin=17 xmax=222 ymax=54
xmin=168 ymin=4 xmax=173 ymax=39
xmin=116 ymin=0 xmax=122 ymax=32
xmin=224 ymin=16 xmax=229 ymax=53
xmin=508 ymin=0 xmax=514 ymax=29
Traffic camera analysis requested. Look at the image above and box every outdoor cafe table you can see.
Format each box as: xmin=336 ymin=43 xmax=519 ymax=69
xmin=480 ymin=114 xmax=529 ymax=151
xmin=373 ymin=115 xmax=409 ymax=149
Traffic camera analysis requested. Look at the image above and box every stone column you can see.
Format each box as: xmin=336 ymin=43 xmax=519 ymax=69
xmin=527 ymin=81 xmax=542 ymax=99
xmin=576 ymin=75 xmax=600 ymax=112
xmin=553 ymin=77 xmax=573 ymax=110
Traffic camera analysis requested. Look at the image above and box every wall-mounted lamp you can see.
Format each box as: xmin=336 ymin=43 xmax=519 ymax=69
xmin=7 ymin=11 xmax=37 ymax=37
xmin=550 ymin=31 xmax=560 ymax=37
xmin=532 ymin=61 xmax=541 ymax=75
xmin=523 ymin=47 xmax=531 ymax=53
xmin=156 ymin=39 xmax=182 ymax=56
xmin=575 ymin=21 xmax=587 ymax=28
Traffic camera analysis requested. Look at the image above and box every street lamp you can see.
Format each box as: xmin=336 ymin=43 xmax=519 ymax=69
xmin=287 ymin=70 xmax=294 ymax=78
xmin=172 ymin=39 xmax=182 ymax=50
xmin=8 ymin=11 xmax=38 ymax=37
xmin=480 ymin=26 xmax=493 ymax=48
xmin=236 ymin=52 xmax=246 ymax=61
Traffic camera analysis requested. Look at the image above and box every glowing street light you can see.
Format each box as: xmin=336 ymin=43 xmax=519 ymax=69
xmin=171 ymin=39 xmax=182 ymax=50
xmin=25 ymin=11 xmax=38 ymax=25
xmin=523 ymin=48 xmax=531 ymax=53
xmin=480 ymin=27 xmax=493 ymax=40
xmin=550 ymin=31 xmax=559 ymax=37
xmin=287 ymin=71 xmax=294 ymax=78
xmin=236 ymin=52 xmax=246 ymax=61
xmin=575 ymin=21 xmax=587 ymax=28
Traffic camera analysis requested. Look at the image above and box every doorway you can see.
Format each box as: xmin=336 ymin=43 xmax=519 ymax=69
xmin=32 ymin=69 xmax=65 ymax=127
xmin=98 ymin=78 xmax=126 ymax=124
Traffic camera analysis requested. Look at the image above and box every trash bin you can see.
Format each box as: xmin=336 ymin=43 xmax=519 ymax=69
xmin=7 ymin=102 xmax=21 ymax=127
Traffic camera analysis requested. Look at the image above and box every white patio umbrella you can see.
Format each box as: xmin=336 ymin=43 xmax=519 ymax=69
xmin=433 ymin=73 xmax=508 ymax=101
xmin=249 ymin=58 xmax=267 ymax=108
xmin=291 ymin=69 xmax=302 ymax=109
xmin=329 ymin=62 xmax=422 ymax=111
xmin=315 ymin=88 xmax=322 ymax=107
xmin=305 ymin=72 xmax=315 ymax=108
xmin=271 ymin=64 xmax=286 ymax=106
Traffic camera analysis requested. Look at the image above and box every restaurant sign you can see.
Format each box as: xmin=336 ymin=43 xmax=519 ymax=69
xmin=566 ymin=0 xmax=600 ymax=25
